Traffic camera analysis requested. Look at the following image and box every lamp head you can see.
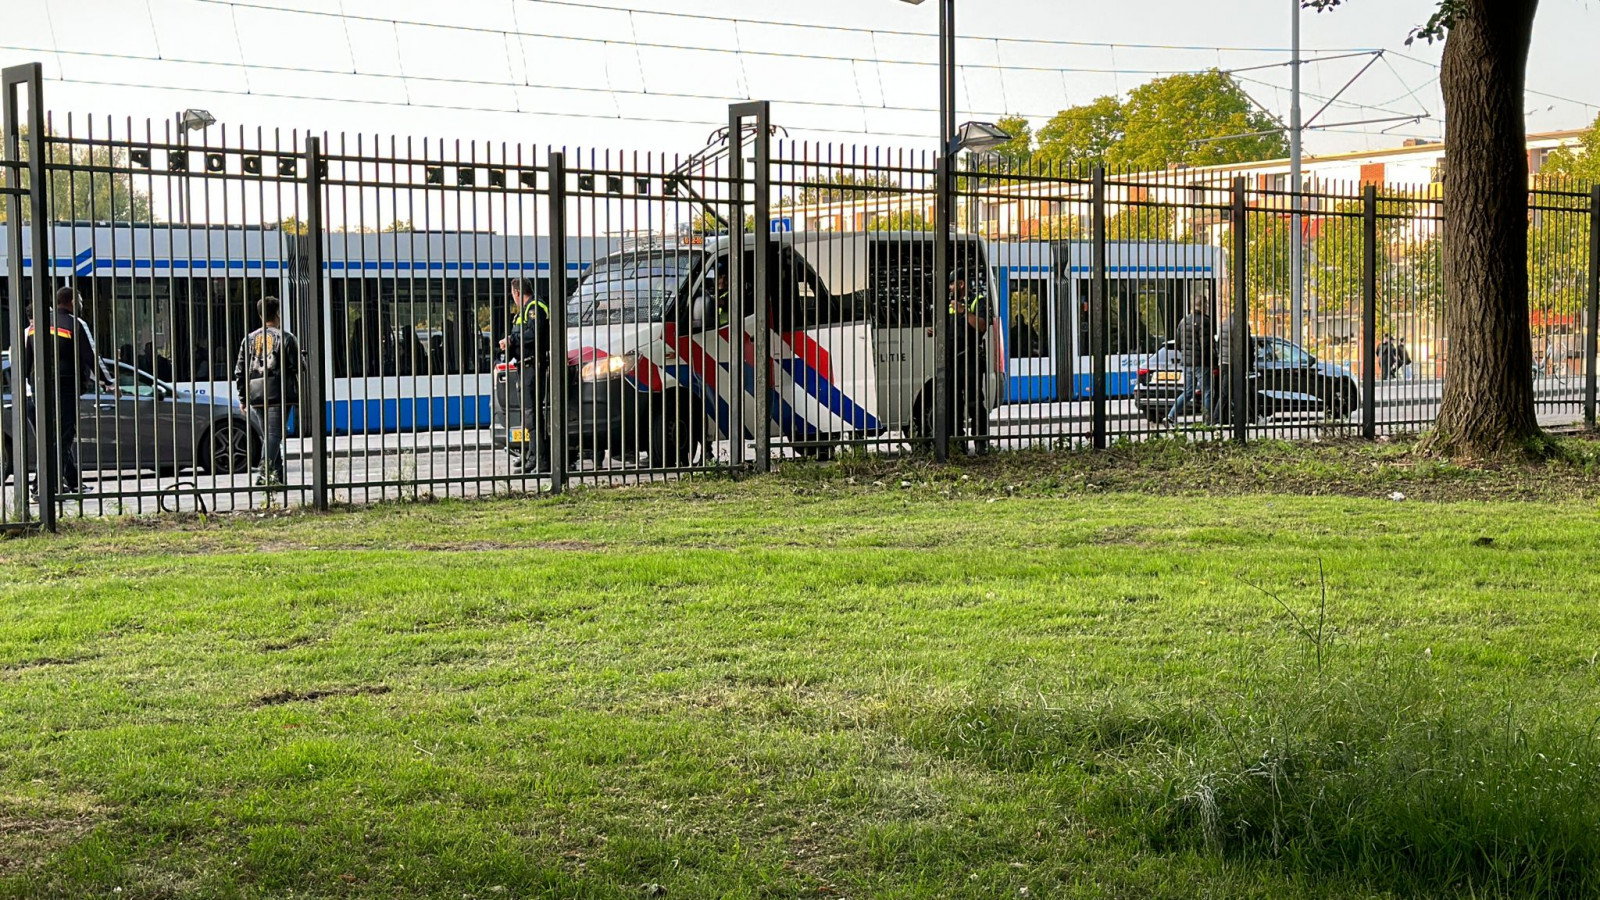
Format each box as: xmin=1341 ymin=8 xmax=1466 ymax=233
xmin=180 ymin=109 xmax=216 ymax=132
xmin=954 ymin=121 xmax=1014 ymax=154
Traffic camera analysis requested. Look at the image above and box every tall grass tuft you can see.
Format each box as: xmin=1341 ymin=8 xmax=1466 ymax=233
xmin=1144 ymin=571 xmax=1600 ymax=897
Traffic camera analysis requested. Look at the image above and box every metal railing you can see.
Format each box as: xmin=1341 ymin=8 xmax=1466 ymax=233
xmin=2 ymin=74 xmax=1597 ymax=529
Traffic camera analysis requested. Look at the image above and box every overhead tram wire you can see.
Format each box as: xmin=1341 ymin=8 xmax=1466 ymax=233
xmin=40 ymin=74 xmax=950 ymax=142
xmin=185 ymin=0 xmax=1371 ymax=77
xmin=505 ymin=0 xmax=1381 ymax=55
xmin=10 ymin=43 xmax=1397 ymax=128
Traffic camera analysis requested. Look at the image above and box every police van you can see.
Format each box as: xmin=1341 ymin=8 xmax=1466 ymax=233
xmin=492 ymin=231 xmax=1005 ymax=466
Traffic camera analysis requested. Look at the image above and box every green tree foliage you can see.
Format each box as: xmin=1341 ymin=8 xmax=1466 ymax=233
xmin=1526 ymin=185 xmax=1591 ymax=320
xmin=1035 ymin=96 xmax=1124 ymax=171
xmin=1543 ymin=113 xmax=1600 ymax=183
xmin=0 ymin=129 xmax=154 ymax=224
xmin=1106 ymin=205 xmax=1178 ymax=241
xmin=867 ymin=208 xmax=932 ymax=232
xmin=1112 ymin=71 xmax=1290 ymax=170
xmin=795 ymin=172 xmax=900 ymax=203
xmin=1030 ymin=72 xmax=1288 ymax=173
xmin=990 ymin=115 xmax=1035 ymax=170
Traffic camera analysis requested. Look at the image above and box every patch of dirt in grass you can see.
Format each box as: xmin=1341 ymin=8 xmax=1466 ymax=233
xmin=0 ymin=792 xmax=105 ymax=876
xmin=0 ymin=655 xmax=95 ymax=673
xmin=251 ymin=684 xmax=392 ymax=707
xmin=786 ymin=435 xmax=1600 ymax=504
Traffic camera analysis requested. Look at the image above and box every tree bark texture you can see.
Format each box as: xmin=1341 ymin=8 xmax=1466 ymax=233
xmin=1426 ymin=0 xmax=1542 ymax=456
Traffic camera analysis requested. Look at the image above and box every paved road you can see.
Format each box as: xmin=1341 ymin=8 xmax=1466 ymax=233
xmin=3 ymin=376 xmax=1587 ymax=521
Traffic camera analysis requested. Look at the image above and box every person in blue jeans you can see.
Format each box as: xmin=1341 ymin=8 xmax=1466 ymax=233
xmin=1167 ymin=304 xmax=1215 ymax=425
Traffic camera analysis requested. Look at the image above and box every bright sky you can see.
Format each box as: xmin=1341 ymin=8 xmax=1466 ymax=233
xmin=4 ymin=0 xmax=1596 ymax=159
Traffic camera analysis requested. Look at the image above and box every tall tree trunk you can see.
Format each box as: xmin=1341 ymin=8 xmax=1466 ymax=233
xmin=1423 ymin=0 xmax=1542 ymax=457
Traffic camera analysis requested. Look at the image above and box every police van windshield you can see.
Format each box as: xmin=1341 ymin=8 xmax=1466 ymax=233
xmin=567 ymin=250 xmax=699 ymax=326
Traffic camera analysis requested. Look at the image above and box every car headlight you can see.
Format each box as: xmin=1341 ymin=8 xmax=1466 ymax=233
xmin=579 ymin=352 xmax=637 ymax=382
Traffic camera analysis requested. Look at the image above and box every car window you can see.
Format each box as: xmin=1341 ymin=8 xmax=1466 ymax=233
xmin=117 ymin=368 xmax=160 ymax=398
xmin=1273 ymin=340 xmax=1311 ymax=366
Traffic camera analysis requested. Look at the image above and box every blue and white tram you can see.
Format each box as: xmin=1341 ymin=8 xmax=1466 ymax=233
xmin=1 ymin=222 xmax=284 ymax=401
xmin=1 ymin=224 xmax=600 ymax=435
xmin=984 ymin=239 xmax=1223 ymax=402
xmin=308 ymin=231 xmax=601 ymax=433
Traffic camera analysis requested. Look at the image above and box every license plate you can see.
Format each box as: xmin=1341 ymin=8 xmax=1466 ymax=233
xmin=510 ymin=428 xmax=527 ymax=444
xmin=1153 ymin=371 xmax=1181 ymax=383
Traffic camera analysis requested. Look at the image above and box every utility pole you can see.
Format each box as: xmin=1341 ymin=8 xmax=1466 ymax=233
xmin=1289 ymin=0 xmax=1304 ymax=346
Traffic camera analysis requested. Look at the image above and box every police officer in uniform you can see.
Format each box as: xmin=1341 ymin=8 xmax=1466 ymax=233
xmin=948 ymin=268 xmax=991 ymax=454
xmin=21 ymin=287 xmax=110 ymax=496
xmin=500 ymin=277 xmax=551 ymax=472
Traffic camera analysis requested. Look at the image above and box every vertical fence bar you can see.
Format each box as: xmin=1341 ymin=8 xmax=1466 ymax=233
xmin=1586 ymin=184 xmax=1599 ymax=430
xmin=5 ymin=65 xmax=53 ymax=529
xmin=750 ymin=107 xmax=772 ymax=472
xmin=1230 ymin=177 xmax=1248 ymax=446
xmin=933 ymin=154 xmax=951 ymax=461
xmin=1090 ymin=166 xmax=1107 ymax=450
xmin=727 ymin=120 xmax=747 ymax=470
xmin=1 ymin=66 xmax=41 ymax=525
xmin=547 ymin=151 xmax=568 ymax=494
xmin=302 ymin=137 xmax=329 ymax=511
xmin=1360 ymin=183 xmax=1381 ymax=437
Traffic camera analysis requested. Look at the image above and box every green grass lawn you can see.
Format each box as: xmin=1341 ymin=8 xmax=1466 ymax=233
xmin=4 ymin=442 xmax=1600 ymax=899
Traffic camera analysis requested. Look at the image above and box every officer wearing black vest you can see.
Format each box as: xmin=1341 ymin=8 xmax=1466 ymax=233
xmin=501 ymin=278 xmax=552 ymax=471
xmin=948 ymin=268 xmax=991 ymax=453
xmin=21 ymin=287 xmax=111 ymax=495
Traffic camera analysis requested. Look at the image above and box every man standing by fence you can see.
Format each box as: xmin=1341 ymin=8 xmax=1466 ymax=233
xmin=501 ymin=278 xmax=551 ymax=472
xmin=21 ymin=286 xmax=110 ymax=498
xmin=1167 ymin=302 xmax=1215 ymax=425
xmin=233 ymin=296 xmax=301 ymax=486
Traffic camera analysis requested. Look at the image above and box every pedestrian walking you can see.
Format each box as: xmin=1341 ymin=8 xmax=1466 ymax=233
xmin=500 ymin=278 xmax=551 ymax=472
xmin=233 ymin=296 xmax=302 ymax=486
xmin=20 ymin=286 xmax=111 ymax=497
xmin=1166 ymin=302 xmax=1215 ymax=425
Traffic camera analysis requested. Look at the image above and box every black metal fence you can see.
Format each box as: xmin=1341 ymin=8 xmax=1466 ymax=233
xmin=3 ymin=62 xmax=1597 ymax=530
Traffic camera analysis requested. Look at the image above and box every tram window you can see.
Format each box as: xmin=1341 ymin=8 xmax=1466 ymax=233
xmin=1077 ymin=278 xmax=1189 ymax=356
xmin=331 ymin=278 xmax=502 ymax=378
xmin=1006 ymin=279 xmax=1047 ymax=360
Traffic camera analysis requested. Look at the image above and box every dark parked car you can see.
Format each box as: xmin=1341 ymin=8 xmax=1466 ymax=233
xmin=1132 ymin=336 xmax=1359 ymax=424
xmin=2 ymin=356 xmax=263 ymax=482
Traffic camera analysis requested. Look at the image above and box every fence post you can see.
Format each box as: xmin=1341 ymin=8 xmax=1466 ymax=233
xmin=727 ymin=135 xmax=747 ymax=469
xmin=547 ymin=152 xmax=569 ymax=494
xmin=4 ymin=64 xmax=52 ymax=530
xmin=1586 ymin=184 xmax=1599 ymax=430
xmin=1361 ymin=184 xmax=1378 ymax=439
xmin=2 ymin=64 xmax=46 ymax=528
xmin=302 ymin=137 xmax=330 ymax=511
xmin=1231 ymin=177 xmax=1248 ymax=445
xmin=1091 ymin=165 xmax=1108 ymax=449
xmin=730 ymin=102 xmax=772 ymax=472
xmin=933 ymin=154 xmax=951 ymax=462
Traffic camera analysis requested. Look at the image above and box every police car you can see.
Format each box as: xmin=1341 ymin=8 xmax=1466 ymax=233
xmin=492 ymin=232 xmax=1005 ymax=466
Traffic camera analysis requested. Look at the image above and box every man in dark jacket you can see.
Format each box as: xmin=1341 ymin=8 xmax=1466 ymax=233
xmin=21 ymin=287 xmax=109 ymax=496
xmin=1166 ymin=304 xmax=1215 ymax=424
xmin=500 ymin=278 xmax=551 ymax=471
xmin=233 ymin=296 xmax=301 ymax=485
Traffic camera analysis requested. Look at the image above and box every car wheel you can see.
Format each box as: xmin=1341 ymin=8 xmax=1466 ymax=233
xmin=1145 ymin=407 xmax=1166 ymax=425
xmin=649 ymin=392 xmax=698 ymax=468
xmin=199 ymin=421 xmax=258 ymax=475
